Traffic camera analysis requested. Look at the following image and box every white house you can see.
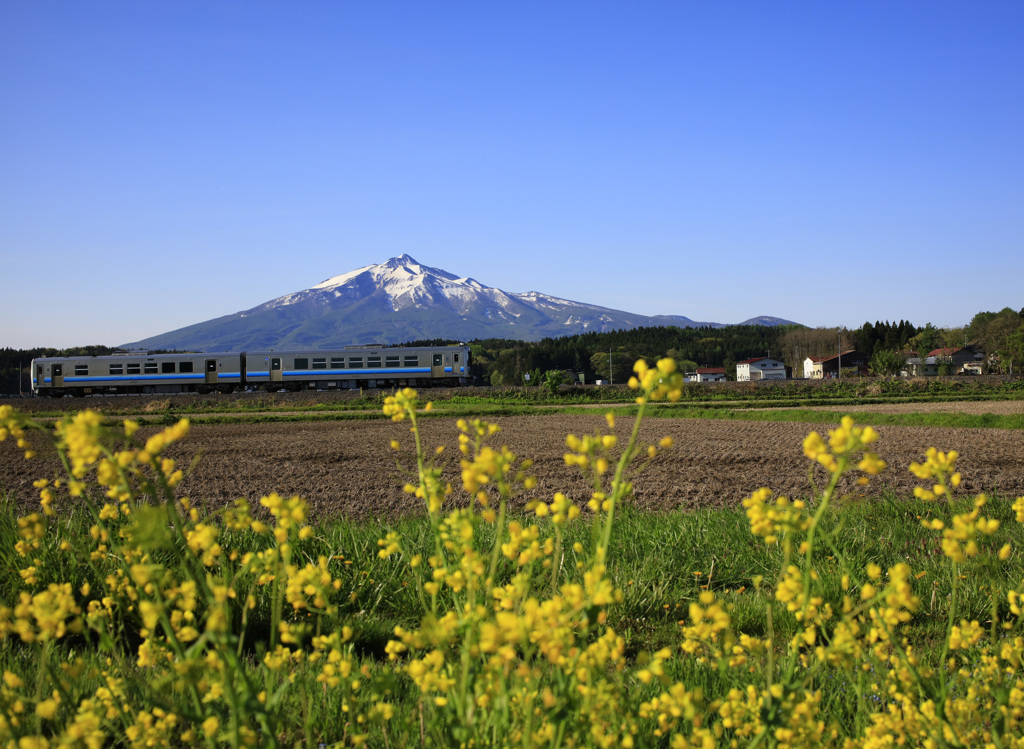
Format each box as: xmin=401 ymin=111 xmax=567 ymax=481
xmin=695 ymin=367 xmax=727 ymax=383
xmin=736 ymin=357 xmax=787 ymax=381
xmin=803 ymin=357 xmax=821 ymax=379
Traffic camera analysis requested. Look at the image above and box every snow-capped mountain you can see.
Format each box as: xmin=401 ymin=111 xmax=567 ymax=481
xmin=122 ymin=255 xmax=797 ymax=350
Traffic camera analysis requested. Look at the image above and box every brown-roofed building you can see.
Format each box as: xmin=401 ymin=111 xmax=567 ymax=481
xmin=803 ymin=350 xmax=870 ymax=379
xmin=694 ymin=367 xmax=727 ymax=383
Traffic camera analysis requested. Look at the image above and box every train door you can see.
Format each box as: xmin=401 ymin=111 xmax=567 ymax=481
xmin=205 ymin=359 xmax=219 ymax=384
xmin=52 ymin=363 xmax=63 ymax=387
xmin=431 ymin=353 xmax=444 ymax=378
xmin=270 ymin=357 xmax=283 ymax=382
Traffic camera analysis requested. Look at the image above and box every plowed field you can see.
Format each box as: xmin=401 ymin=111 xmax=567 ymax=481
xmin=3 ymin=414 xmax=1023 ymax=518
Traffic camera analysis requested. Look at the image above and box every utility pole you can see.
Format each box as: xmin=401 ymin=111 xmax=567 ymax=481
xmin=838 ymin=332 xmax=843 ymax=379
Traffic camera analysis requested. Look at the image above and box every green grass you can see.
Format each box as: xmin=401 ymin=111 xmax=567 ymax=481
xmin=642 ymin=404 xmax=1024 ymax=430
xmin=19 ymin=375 xmax=1024 ymax=422
xmin=7 ymin=489 xmax=1016 ymax=661
xmin=4 ymin=478 xmax=1022 ymax=746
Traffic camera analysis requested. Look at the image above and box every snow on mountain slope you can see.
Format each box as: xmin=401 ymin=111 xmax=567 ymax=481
xmin=122 ymin=255 xmax=798 ymax=350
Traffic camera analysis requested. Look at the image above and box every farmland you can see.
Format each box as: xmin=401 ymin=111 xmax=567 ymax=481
xmin=3 ymin=389 xmax=1024 ymax=518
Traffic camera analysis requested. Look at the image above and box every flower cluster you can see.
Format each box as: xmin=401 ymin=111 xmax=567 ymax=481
xmin=801 ymin=416 xmax=885 ymax=483
xmin=910 ymin=446 xmax=962 ymax=500
xmin=4 ymin=363 xmax=1024 ymax=748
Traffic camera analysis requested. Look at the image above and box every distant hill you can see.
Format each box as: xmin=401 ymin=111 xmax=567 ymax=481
xmin=122 ymin=255 xmax=800 ymax=350
xmin=737 ymin=315 xmax=798 ymax=327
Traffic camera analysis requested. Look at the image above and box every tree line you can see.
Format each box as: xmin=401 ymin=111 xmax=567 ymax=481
xmin=466 ymin=325 xmax=803 ymax=385
xmin=2 ymin=307 xmax=1021 ymax=394
xmin=0 ymin=346 xmax=117 ymax=396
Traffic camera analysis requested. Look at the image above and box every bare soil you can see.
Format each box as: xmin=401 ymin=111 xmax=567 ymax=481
xmin=3 ymin=413 xmax=1023 ymax=519
xmin=765 ymin=401 xmax=1024 ymax=415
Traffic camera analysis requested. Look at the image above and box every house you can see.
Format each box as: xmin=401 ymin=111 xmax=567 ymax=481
xmin=736 ymin=357 xmax=787 ymax=381
xmin=898 ymin=351 xmax=922 ymax=377
xmin=905 ymin=346 xmax=985 ymax=376
xmin=803 ymin=350 xmax=870 ymax=379
xmin=694 ymin=367 xmax=727 ymax=383
xmin=926 ymin=346 xmax=985 ymax=375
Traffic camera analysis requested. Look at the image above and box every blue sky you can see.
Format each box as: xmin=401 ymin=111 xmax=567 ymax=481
xmin=2 ymin=1 xmax=1021 ymax=349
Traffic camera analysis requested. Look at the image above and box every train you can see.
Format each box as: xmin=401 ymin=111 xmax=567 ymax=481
xmin=30 ymin=344 xmax=472 ymax=397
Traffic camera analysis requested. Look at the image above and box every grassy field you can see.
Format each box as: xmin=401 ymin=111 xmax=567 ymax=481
xmin=9 ymin=375 xmax=1024 ymax=434
xmin=3 ymin=374 xmax=1024 ymax=747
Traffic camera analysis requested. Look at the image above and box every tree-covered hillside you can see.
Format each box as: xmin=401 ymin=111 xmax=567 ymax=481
xmin=463 ymin=325 xmax=800 ymax=385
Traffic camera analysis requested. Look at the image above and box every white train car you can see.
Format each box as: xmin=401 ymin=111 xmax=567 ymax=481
xmin=31 ymin=344 xmax=471 ymax=397
xmin=244 ymin=345 xmax=470 ymax=391
xmin=31 ymin=352 xmax=244 ymax=397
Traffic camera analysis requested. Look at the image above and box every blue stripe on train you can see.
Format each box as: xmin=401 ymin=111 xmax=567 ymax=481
xmin=250 ymin=367 xmax=432 ymax=379
xmin=61 ymin=373 xmax=240 ymax=383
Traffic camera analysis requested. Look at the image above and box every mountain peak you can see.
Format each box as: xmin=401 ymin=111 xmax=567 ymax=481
xmin=313 ymin=255 xmax=453 ymax=292
xmin=379 ymin=254 xmax=424 ymax=273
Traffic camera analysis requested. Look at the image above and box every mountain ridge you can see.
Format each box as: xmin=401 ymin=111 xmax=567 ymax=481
xmin=122 ymin=255 xmax=799 ymax=350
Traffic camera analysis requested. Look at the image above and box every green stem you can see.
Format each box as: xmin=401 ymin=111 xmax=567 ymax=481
xmin=599 ymin=397 xmax=647 ymax=558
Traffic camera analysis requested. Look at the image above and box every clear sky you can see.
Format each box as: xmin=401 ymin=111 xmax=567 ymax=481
xmin=2 ymin=1 xmax=1021 ymax=349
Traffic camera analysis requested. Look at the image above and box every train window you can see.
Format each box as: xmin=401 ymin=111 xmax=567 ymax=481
xmin=330 ymin=357 xmax=344 ymax=368
xmin=433 ymin=354 xmax=443 ymax=366
xmin=145 ymin=363 xmax=158 ymax=374
xmin=294 ymin=358 xmax=309 ymax=369
xmin=386 ymin=356 xmax=400 ymax=367
xmin=367 ymin=356 xmax=381 ymax=368
xmin=110 ymin=364 xmax=124 ymax=375
xmin=127 ymin=363 xmax=141 ymax=374
xmin=75 ymin=364 xmax=89 ymax=376
xmin=404 ymin=355 xmax=418 ymax=367
xmin=162 ymin=362 xmax=175 ymax=374
xmin=179 ymin=362 xmax=194 ymax=373
xmin=349 ymin=357 xmax=363 ymax=369
xmin=313 ymin=358 xmax=327 ymax=369
xmin=454 ymin=354 xmax=459 ymax=363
